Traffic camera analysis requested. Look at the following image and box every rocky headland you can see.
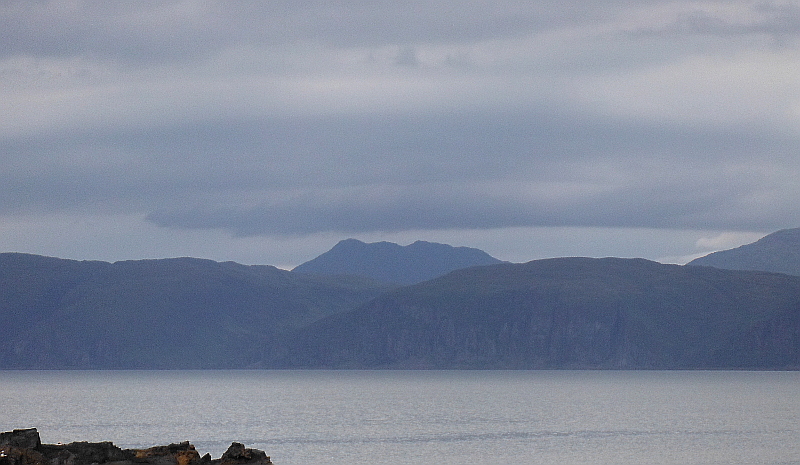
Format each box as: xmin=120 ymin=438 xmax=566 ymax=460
xmin=0 ymin=429 xmax=272 ymax=465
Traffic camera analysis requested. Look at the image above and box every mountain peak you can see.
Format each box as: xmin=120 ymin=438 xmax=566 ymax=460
xmin=756 ymin=228 xmax=800 ymax=244
xmin=292 ymin=239 xmax=504 ymax=284
xmin=687 ymin=227 xmax=800 ymax=276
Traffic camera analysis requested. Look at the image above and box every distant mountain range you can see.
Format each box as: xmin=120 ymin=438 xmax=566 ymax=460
xmin=275 ymin=257 xmax=800 ymax=369
xmin=688 ymin=228 xmax=800 ymax=276
xmin=2 ymin=231 xmax=800 ymax=370
xmin=0 ymin=253 xmax=392 ymax=369
xmin=292 ymin=239 xmax=504 ymax=284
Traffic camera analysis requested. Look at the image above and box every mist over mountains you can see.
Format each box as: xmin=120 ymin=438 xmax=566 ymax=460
xmin=2 ymin=232 xmax=799 ymax=370
xmin=688 ymin=228 xmax=800 ymax=276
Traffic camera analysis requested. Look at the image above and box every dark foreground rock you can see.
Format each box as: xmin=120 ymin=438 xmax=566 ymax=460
xmin=0 ymin=429 xmax=271 ymax=465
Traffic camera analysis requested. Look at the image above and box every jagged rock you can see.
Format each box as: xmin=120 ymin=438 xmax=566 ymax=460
xmin=0 ymin=430 xmax=271 ymax=465
xmin=0 ymin=429 xmax=41 ymax=449
xmin=39 ymin=441 xmax=132 ymax=465
xmin=0 ymin=438 xmax=43 ymax=465
xmin=132 ymin=442 xmax=200 ymax=465
xmin=217 ymin=443 xmax=269 ymax=465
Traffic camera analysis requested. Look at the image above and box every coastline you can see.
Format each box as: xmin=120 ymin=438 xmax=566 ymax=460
xmin=0 ymin=429 xmax=272 ymax=465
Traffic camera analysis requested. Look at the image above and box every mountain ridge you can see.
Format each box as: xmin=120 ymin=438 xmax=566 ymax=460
xmin=292 ymin=238 xmax=504 ymax=284
xmin=275 ymin=257 xmax=800 ymax=369
xmin=0 ymin=252 xmax=393 ymax=369
xmin=688 ymin=228 xmax=800 ymax=276
xmin=2 ymin=246 xmax=800 ymax=370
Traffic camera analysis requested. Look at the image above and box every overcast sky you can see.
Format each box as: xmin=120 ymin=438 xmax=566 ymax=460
xmin=2 ymin=0 xmax=798 ymax=268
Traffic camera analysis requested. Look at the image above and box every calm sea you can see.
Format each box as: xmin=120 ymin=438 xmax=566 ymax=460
xmin=0 ymin=370 xmax=798 ymax=465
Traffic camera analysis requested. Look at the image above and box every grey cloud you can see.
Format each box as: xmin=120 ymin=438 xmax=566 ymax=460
xmin=395 ymin=47 xmax=419 ymax=67
xmin=3 ymin=0 xmax=800 ymax=264
xmin=634 ymin=2 xmax=800 ymax=39
xmin=0 ymin=0 xmax=631 ymax=63
xmin=145 ymin=185 xmax=529 ymax=236
xmin=1 ymin=2 xmax=212 ymax=62
xmin=145 ymin=170 xmax=799 ymax=237
xmin=3 ymin=105 xmax=792 ymax=215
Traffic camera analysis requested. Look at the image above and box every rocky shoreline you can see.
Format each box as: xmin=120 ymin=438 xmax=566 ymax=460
xmin=0 ymin=429 xmax=272 ymax=465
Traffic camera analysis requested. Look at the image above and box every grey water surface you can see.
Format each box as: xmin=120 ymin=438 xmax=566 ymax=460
xmin=0 ymin=370 xmax=798 ymax=465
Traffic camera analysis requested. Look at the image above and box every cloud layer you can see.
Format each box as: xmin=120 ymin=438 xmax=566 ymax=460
xmin=2 ymin=0 xmax=799 ymax=265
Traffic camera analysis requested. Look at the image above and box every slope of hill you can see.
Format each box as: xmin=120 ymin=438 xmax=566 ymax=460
xmin=4 ymin=253 xmax=800 ymax=370
xmin=688 ymin=228 xmax=800 ymax=276
xmin=275 ymin=257 xmax=800 ymax=369
xmin=292 ymin=239 xmax=504 ymax=284
xmin=0 ymin=253 xmax=393 ymax=369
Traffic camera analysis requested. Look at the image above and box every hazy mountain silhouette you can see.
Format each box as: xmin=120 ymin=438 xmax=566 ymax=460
xmin=3 ymin=252 xmax=799 ymax=370
xmin=688 ymin=228 xmax=800 ymax=276
xmin=0 ymin=253 xmax=392 ymax=369
xmin=276 ymin=257 xmax=800 ymax=369
xmin=292 ymin=239 xmax=504 ymax=284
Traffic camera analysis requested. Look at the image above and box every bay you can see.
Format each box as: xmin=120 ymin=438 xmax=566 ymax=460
xmin=0 ymin=370 xmax=798 ymax=465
